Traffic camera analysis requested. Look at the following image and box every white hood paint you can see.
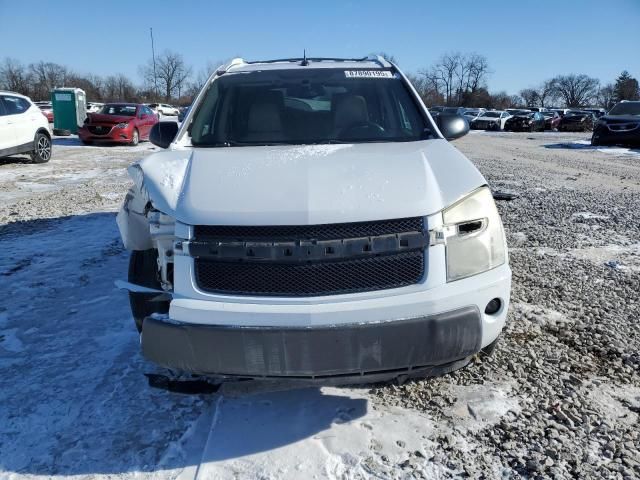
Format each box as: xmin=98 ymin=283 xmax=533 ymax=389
xmin=135 ymin=139 xmax=486 ymax=226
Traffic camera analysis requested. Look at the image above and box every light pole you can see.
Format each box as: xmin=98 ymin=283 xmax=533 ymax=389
xmin=150 ymin=27 xmax=158 ymax=99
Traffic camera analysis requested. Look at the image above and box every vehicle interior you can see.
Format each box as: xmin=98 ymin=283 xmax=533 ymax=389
xmin=190 ymin=69 xmax=437 ymax=145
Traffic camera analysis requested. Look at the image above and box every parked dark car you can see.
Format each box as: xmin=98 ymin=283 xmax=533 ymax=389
xmin=591 ymin=101 xmax=640 ymax=146
xmin=504 ymin=111 xmax=545 ymax=132
xmin=178 ymin=105 xmax=191 ymax=122
xmin=557 ymin=110 xmax=595 ymax=132
xmin=543 ymin=111 xmax=561 ymax=130
xmin=78 ymin=103 xmax=158 ymax=145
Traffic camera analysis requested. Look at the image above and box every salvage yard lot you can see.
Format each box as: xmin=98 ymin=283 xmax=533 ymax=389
xmin=1 ymin=132 xmax=639 ymax=478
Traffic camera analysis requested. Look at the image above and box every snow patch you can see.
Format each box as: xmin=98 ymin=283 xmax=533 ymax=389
xmin=572 ymin=211 xmax=610 ymax=220
xmin=569 ymin=243 xmax=640 ymax=272
xmin=556 ymin=140 xmax=640 ymax=157
xmin=444 ymin=383 xmax=521 ymax=433
xmin=191 ymin=387 xmax=447 ymax=480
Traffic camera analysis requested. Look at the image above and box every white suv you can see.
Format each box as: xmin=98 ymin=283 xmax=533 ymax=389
xmin=117 ymin=56 xmax=511 ymax=384
xmin=147 ymin=103 xmax=179 ymax=117
xmin=0 ymin=91 xmax=52 ymax=163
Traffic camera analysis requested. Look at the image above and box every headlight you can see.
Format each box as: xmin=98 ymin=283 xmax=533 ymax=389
xmin=442 ymin=187 xmax=507 ymax=282
xmin=115 ymin=122 xmax=129 ymax=128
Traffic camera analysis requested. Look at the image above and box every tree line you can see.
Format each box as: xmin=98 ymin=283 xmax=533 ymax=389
xmin=0 ymin=50 xmax=202 ymax=105
xmin=1 ymin=51 xmax=638 ymax=110
xmin=404 ymin=52 xmax=639 ymax=110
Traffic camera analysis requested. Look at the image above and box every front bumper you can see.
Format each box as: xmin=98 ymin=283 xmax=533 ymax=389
xmin=504 ymin=122 xmax=530 ymax=131
xmin=142 ymin=306 xmax=481 ymax=381
xmin=78 ymin=126 xmax=133 ymax=143
xmin=592 ymin=126 xmax=640 ymax=146
xmin=559 ymin=122 xmax=588 ymax=131
xmin=142 ymin=263 xmax=511 ymax=381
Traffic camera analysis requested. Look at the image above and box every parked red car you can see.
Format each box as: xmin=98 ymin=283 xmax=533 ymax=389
xmin=543 ymin=111 xmax=561 ymax=131
xmin=78 ymin=103 xmax=158 ymax=145
xmin=35 ymin=102 xmax=54 ymax=123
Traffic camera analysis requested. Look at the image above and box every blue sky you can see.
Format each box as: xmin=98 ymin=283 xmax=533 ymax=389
xmin=1 ymin=0 xmax=638 ymax=94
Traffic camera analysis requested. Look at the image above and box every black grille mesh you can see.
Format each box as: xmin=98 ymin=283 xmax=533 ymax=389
xmin=195 ymin=250 xmax=424 ymax=297
xmin=194 ymin=217 xmax=424 ymax=241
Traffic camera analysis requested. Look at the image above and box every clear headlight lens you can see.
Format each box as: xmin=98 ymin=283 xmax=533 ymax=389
xmin=443 ymin=187 xmax=507 ymax=282
xmin=115 ymin=122 xmax=129 ymax=128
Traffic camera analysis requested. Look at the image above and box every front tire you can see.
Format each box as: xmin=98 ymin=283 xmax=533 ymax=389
xmin=130 ymin=128 xmax=139 ymax=146
xmin=128 ymin=249 xmax=169 ymax=333
xmin=30 ymin=132 xmax=52 ymax=163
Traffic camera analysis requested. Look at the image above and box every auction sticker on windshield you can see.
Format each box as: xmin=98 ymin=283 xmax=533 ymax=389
xmin=345 ymin=70 xmax=394 ymax=78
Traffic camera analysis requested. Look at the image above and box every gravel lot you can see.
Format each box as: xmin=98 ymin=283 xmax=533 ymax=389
xmin=1 ymin=131 xmax=639 ymax=479
xmin=374 ymin=131 xmax=640 ymax=479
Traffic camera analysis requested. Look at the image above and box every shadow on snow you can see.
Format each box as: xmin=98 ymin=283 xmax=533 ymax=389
xmin=0 ymin=212 xmax=366 ymax=476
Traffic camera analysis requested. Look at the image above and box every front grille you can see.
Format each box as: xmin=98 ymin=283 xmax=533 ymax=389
xmin=88 ymin=125 xmax=112 ymax=135
xmin=192 ymin=217 xmax=426 ymax=296
xmin=195 ymin=250 xmax=424 ymax=296
xmin=194 ymin=217 xmax=424 ymax=241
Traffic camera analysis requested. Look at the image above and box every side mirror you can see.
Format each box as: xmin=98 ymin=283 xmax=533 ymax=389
xmin=436 ymin=113 xmax=469 ymax=140
xmin=150 ymin=121 xmax=179 ymax=149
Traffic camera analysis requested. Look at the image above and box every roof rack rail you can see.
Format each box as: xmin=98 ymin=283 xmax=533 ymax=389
xmin=243 ymin=56 xmax=389 ymax=66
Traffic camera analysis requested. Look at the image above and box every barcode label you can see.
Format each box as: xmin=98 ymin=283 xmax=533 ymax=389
xmin=344 ymin=70 xmax=393 ymax=79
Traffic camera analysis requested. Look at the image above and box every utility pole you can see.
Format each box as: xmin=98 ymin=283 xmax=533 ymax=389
xmin=150 ymin=27 xmax=158 ymax=99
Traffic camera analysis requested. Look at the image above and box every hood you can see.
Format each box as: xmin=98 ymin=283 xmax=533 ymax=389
xmin=87 ymin=113 xmax=134 ymax=124
xmin=133 ymin=140 xmax=486 ymax=226
xmin=475 ymin=116 xmax=500 ymax=121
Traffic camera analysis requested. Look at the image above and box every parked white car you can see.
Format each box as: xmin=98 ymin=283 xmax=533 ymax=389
xmin=87 ymin=102 xmax=104 ymax=113
xmin=0 ymin=91 xmax=52 ymax=163
xmin=463 ymin=108 xmax=485 ymax=122
xmin=470 ymin=110 xmax=512 ymax=131
xmin=147 ymin=103 xmax=180 ymax=117
xmin=117 ymin=56 xmax=511 ymax=384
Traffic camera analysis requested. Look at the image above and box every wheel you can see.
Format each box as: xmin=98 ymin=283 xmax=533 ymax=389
xmin=591 ymin=134 xmax=601 ymax=146
xmin=81 ymin=140 xmax=93 ymax=146
xmin=128 ymin=249 xmax=169 ymax=333
xmin=130 ymin=128 xmax=139 ymax=146
xmin=30 ymin=132 xmax=52 ymax=163
xmin=529 ymin=124 xmax=535 ymax=133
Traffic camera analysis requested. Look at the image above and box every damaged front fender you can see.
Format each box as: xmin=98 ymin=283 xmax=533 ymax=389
xmin=117 ymin=153 xmax=190 ymax=251
xmin=116 ymin=183 xmax=153 ymax=251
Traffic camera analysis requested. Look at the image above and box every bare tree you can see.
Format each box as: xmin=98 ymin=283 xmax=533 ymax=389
xmin=419 ymin=52 xmax=490 ymax=106
xmin=519 ymin=88 xmax=539 ymax=107
xmin=536 ymin=79 xmax=557 ymax=107
xmin=551 ymin=74 xmax=599 ymax=107
xmin=28 ymin=61 xmax=70 ymax=100
xmin=142 ymin=50 xmax=192 ymax=102
xmin=104 ymin=74 xmax=136 ymax=101
xmin=0 ymin=58 xmax=30 ymax=94
xmin=596 ymin=83 xmax=616 ymax=109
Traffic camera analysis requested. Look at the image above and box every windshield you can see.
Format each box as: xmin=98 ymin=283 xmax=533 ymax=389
xmin=566 ymin=110 xmax=587 ymax=116
xmin=608 ymin=102 xmax=640 ymax=116
xmin=442 ymin=107 xmax=460 ymax=114
xmin=483 ymin=112 xmax=501 ymax=118
xmin=100 ymin=104 xmax=137 ymax=116
xmin=190 ymin=69 xmax=435 ymax=146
